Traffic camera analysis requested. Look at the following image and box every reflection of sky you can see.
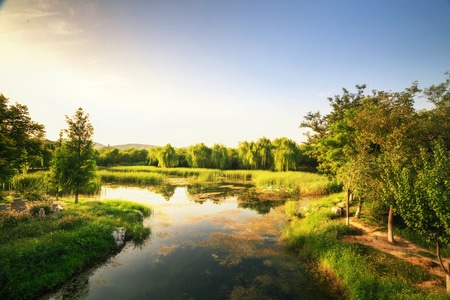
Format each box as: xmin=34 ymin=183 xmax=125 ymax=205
xmin=51 ymin=186 xmax=306 ymax=299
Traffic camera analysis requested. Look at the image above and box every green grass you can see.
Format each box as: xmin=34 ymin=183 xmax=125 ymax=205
xmin=283 ymin=193 xmax=449 ymax=300
xmin=253 ymin=171 xmax=342 ymax=196
xmin=100 ymin=167 xmax=341 ymax=196
xmin=98 ymin=169 xmax=165 ymax=185
xmin=0 ymin=198 xmax=151 ymax=300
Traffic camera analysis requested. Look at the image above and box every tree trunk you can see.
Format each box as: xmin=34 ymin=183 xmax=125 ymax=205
xmin=387 ymin=205 xmax=394 ymax=243
xmin=447 ymin=262 xmax=450 ymax=293
xmin=345 ymin=188 xmax=351 ymax=226
xmin=435 ymin=241 xmax=450 ymax=293
xmin=75 ymin=190 xmax=79 ymax=204
xmin=355 ymin=198 xmax=363 ymax=218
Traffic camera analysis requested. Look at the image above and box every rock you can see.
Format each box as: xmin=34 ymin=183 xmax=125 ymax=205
xmin=38 ymin=207 xmax=46 ymax=217
xmin=52 ymin=203 xmax=63 ymax=214
xmin=112 ymin=228 xmax=126 ymax=247
xmin=332 ymin=206 xmax=343 ymax=216
xmin=11 ymin=198 xmax=27 ymax=211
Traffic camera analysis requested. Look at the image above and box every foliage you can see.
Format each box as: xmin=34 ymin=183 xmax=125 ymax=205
xmin=0 ymin=94 xmax=45 ymax=186
xmin=283 ymin=194 xmax=448 ymax=300
xmin=99 ymin=166 xmax=340 ymax=196
xmin=253 ymin=171 xmax=342 ymax=196
xmin=49 ymin=108 xmax=97 ymax=203
xmin=385 ymin=140 xmax=450 ymax=274
xmin=0 ymin=198 xmax=151 ymax=300
xmin=95 ymin=137 xmax=317 ymax=171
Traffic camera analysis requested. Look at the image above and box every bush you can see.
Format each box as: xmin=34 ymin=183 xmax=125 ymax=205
xmin=29 ymin=204 xmax=52 ymax=216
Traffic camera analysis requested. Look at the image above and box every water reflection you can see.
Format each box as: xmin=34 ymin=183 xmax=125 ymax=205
xmin=46 ymin=186 xmax=333 ymax=300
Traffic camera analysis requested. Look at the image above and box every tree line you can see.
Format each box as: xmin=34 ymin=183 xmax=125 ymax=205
xmin=96 ymin=138 xmax=317 ymax=171
xmin=301 ymin=73 xmax=450 ymax=281
xmin=0 ymin=93 xmax=316 ymax=195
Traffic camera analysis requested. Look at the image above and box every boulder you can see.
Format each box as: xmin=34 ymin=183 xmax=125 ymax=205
xmin=112 ymin=228 xmax=126 ymax=247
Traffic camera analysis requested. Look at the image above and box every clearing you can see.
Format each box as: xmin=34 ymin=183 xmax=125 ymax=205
xmin=344 ymin=219 xmax=449 ymax=292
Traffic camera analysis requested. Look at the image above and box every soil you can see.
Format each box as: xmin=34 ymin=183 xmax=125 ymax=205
xmin=344 ymin=218 xmax=449 ymax=292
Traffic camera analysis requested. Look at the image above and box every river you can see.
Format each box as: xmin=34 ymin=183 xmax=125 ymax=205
xmin=45 ymin=185 xmax=334 ymax=299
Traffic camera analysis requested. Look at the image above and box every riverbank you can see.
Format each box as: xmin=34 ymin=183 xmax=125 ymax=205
xmin=0 ymin=198 xmax=151 ymax=300
xmin=283 ymin=193 xmax=450 ymax=299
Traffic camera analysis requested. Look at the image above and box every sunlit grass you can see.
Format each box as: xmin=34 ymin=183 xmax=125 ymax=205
xmin=0 ymin=198 xmax=151 ymax=300
xmin=253 ymin=171 xmax=342 ymax=196
xmin=99 ymin=167 xmax=341 ymax=196
xmin=283 ymin=193 xmax=448 ymax=300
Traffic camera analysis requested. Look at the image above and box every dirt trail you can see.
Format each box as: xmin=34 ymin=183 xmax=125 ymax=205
xmin=343 ymin=219 xmax=449 ymax=290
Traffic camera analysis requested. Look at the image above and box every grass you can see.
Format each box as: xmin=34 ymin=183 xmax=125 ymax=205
xmin=283 ymin=193 xmax=449 ymax=300
xmin=99 ymin=167 xmax=341 ymax=196
xmin=0 ymin=198 xmax=151 ymax=300
xmin=253 ymin=171 xmax=342 ymax=196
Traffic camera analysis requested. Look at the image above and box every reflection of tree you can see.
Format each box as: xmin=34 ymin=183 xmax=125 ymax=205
xmin=148 ymin=184 xmax=176 ymax=201
xmin=237 ymin=200 xmax=284 ymax=215
xmin=237 ymin=189 xmax=286 ymax=214
xmin=186 ymin=184 xmax=248 ymax=203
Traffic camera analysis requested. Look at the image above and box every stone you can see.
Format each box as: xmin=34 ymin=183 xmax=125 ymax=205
xmin=38 ymin=207 xmax=46 ymax=217
xmin=52 ymin=203 xmax=64 ymax=214
xmin=0 ymin=203 xmax=6 ymax=211
xmin=11 ymin=198 xmax=27 ymax=212
xmin=112 ymin=228 xmax=126 ymax=247
xmin=331 ymin=206 xmax=343 ymax=216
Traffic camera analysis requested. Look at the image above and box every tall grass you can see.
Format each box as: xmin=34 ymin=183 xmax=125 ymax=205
xmin=97 ymin=169 xmax=165 ymax=185
xmin=99 ymin=167 xmax=341 ymax=196
xmin=283 ymin=194 xmax=448 ymax=300
xmin=253 ymin=171 xmax=342 ymax=196
xmin=0 ymin=198 xmax=151 ymax=300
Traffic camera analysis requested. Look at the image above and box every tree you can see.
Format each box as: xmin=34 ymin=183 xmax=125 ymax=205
xmin=272 ymin=138 xmax=300 ymax=172
xmin=0 ymin=94 xmax=45 ymax=185
xmin=211 ymin=144 xmax=231 ymax=170
xmin=158 ymin=144 xmax=179 ymax=168
xmin=386 ymin=140 xmax=450 ymax=291
xmin=50 ymin=108 xmax=97 ymax=203
xmin=351 ymin=84 xmax=421 ymax=241
xmin=186 ymin=143 xmax=211 ymax=168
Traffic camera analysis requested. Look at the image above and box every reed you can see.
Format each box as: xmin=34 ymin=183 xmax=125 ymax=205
xmin=253 ymin=171 xmax=342 ymax=196
xmin=97 ymin=169 xmax=165 ymax=185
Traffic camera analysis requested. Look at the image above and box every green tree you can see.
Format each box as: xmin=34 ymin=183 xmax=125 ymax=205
xmin=211 ymin=143 xmax=230 ymax=170
xmin=50 ymin=108 xmax=97 ymax=203
xmin=158 ymin=144 xmax=179 ymax=168
xmin=186 ymin=143 xmax=211 ymax=168
xmin=237 ymin=141 xmax=257 ymax=169
xmin=0 ymin=95 xmax=45 ymax=185
xmin=386 ymin=140 xmax=450 ymax=291
xmin=272 ymin=137 xmax=300 ymax=172
xmin=255 ymin=137 xmax=274 ymax=170
xmin=351 ymin=84 xmax=420 ymax=241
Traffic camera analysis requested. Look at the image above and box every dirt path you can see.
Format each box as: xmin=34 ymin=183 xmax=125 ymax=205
xmin=343 ymin=219 xmax=449 ymax=290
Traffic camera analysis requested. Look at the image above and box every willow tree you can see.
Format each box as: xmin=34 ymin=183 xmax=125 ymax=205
xmin=272 ymin=137 xmax=300 ymax=172
xmin=158 ymin=144 xmax=178 ymax=168
xmin=211 ymin=143 xmax=230 ymax=170
xmin=186 ymin=143 xmax=211 ymax=168
xmin=50 ymin=108 xmax=97 ymax=203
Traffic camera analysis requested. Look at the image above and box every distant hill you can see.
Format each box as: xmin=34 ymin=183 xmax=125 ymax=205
xmin=95 ymin=143 xmax=157 ymax=150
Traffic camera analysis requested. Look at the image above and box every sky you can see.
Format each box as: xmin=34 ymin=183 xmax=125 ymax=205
xmin=0 ymin=0 xmax=449 ymax=148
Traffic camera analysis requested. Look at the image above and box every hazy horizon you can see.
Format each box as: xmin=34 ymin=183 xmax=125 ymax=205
xmin=1 ymin=0 xmax=449 ymax=148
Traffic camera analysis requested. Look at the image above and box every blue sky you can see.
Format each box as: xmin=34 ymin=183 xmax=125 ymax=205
xmin=1 ymin=0 xmax=449 ymax=147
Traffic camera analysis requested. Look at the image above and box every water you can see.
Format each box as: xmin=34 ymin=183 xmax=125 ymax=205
xmin=46 ymin=185 xmax=332 ymax=299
